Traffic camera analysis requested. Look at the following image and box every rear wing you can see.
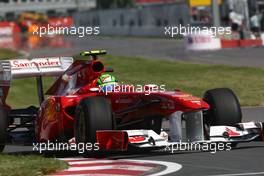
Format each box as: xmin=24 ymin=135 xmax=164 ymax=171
xmin=0 ymin=57 xmax=73 ymax=105
xmin=0 ymin=57 xmax=73 ymax=85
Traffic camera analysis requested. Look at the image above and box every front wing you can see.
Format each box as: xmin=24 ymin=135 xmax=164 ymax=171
xmin=96 ymin=121 xmax=264 ymax=151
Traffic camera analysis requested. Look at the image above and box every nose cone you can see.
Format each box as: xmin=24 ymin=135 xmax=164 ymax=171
xmin=178 ymin=98 xmax=210 ymax=110
xmin=164 ymin=91 xmax=210 ymax=111
xmin=201 ymin=99 xmax=210 ymax=109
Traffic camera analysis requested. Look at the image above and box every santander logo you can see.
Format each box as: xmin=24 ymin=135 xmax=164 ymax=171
xmin=10 ymin=58 xmax=60 ymax=69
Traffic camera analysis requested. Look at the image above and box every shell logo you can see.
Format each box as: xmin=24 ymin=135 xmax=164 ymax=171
xmin=129 ymin=136 xmax=147 ymax=143
xmin=43 ymin=99 xmax=57 ymax=122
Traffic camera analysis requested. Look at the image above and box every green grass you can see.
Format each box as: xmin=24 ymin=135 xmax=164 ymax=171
xmin=0 ymin=154 xmax=67 ymax=176
xmin=0 ymin=48 xmax=21 ymax=59
xmin=5 ymin=53 xmax=264 ymax=107
xmin=7 ymin=77 xmax=53 ymax=108
xmin=91 ymin=55 xmax=264 ymax=106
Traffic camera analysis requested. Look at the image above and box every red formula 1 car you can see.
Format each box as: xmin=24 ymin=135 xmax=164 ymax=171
xmin=0 ymin=50 xmax=263 ymax=153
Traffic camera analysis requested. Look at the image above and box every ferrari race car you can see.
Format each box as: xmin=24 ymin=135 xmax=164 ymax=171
xmin=0 ymin=50 xmax=263 ymax=153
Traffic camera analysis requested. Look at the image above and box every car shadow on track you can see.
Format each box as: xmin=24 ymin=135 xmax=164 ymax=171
xmin=4 ymin=148 xmax=205 ymax=159
xmin=232 ymin=144 xmax=264 ymax=151
xmin=5 ymin=143 xmax=264 ymax=159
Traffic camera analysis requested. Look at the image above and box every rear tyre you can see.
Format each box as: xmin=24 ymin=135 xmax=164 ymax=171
xmin=203 ymin=88 xmax=242 ymax=126
xmin=0 ymin=109 xmax=8 ymax=152
xmin=74 ymin=97 xmax=113 ymax=154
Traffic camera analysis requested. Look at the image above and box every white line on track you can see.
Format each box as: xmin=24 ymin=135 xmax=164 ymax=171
xmin=56 ymin=158 xmax=182 ymax=176
xmin=67 ymin=160 xmax=118 ymax=165
xmin=125 ymin=159 xmax=182 ymax=176
xmin=67 ymin=165 xmax=153 ymax=171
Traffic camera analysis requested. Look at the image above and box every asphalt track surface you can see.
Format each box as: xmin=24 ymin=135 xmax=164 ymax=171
xmin=29 ymin=36 xmax=264 ymax=68
xmin=4 ymin=36 xmax=264 ymax=175
xmin=4 ymin=107 xmax=264 ymax=176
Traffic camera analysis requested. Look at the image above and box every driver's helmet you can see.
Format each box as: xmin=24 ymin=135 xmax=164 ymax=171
xmin=97 ymin=73 xmax=117 ymax=92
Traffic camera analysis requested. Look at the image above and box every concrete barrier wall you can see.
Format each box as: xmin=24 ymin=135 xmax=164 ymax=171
xmin=73 ymin=3 xmax=190 ymax=37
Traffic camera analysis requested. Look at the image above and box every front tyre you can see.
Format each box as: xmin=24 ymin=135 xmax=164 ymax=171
xmin=203 ymin=88 xmax=242 ymax=126
xmin=74 ymin=97 xmax=113 ymax=154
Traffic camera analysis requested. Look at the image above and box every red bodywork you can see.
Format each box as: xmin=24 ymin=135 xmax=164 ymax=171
xmin=35 ymin=59 xmax=210 ymax=142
